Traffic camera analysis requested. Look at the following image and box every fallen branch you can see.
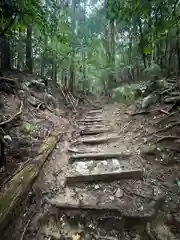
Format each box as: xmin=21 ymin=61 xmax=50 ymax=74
xmin=0 ymin=130 xmax=60 ymax=232
xmin=131 ymin=111 xmax=151 ymax=116
xmin=20 ymin=213 xmax=36 ymax=240
xmin=59 ymin=84 xmax=76 ymax=112
xmin=0 ymin=101 xmax=23 ymax=127
xmin=164 ymin=96 xmax=180 ymax=104
xmin=131 ymin=108 xmax=170 ymax=116
xmin=84 ymin=99 xmax=101 ymax=109
xmin=65 ymin=169 xmax=143 ymax=185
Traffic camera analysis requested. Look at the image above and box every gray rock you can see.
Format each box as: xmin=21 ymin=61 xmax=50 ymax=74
xmin=115 ymin=188 xmax=124 ymax=198
xmin=141 ymin=94 xmax=159 ymax=109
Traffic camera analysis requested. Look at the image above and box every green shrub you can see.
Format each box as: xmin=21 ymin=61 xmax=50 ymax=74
xmin=112 ymin=85 xmax=138 ymax=103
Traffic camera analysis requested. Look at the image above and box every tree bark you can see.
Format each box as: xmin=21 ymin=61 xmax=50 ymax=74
xmin=0 ymin=131 xmax=60 ymax=232
xmin=69 ymin=0 xmax=76 ymax=93
xmin=138 ymin=19 xmax=147 ymax=68
xmin=26 ymin=25 xmax=33 ymax=73
xmin=52 ymin=60 xmax=57 ymax=82
xmin=0 ymin=37 xmax=11 ymax=70
xmin=17 ymin=30 xmax=24 ymax=70
xmin=41 ymin=35 xmax=47 ymax=77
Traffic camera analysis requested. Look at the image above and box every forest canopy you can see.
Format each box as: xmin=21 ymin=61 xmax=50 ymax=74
xmin=0 ymin=0 xmax=180 ymax=96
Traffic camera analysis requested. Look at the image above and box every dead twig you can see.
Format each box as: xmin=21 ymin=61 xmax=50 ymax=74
xmin=120 ymin=120 xmax=133 ymax=132
xmin=20 ymin=213 xmax=36 ymax=240
xmin=0 ymin=100 xmax=23 ymax=127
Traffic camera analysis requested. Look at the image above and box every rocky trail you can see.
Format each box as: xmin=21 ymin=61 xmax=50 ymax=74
xmin=2 ymin=103 xmax=180 ymax=240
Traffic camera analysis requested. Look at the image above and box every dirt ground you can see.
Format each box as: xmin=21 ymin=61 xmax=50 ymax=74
xmin=1 ymin=99 xmax=180 ymax=240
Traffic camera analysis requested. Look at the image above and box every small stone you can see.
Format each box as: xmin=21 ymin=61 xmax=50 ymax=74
xmin=95 ymin=185 xmax=100 ymax=189
xmin=109 ymin=196 xmax=115 ymax=201
xmin=115 ymin=188 xmax=124 ymax=198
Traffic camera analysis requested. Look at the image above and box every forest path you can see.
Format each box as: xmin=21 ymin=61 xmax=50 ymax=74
xmin=6 ymin=103 xmax=176 ymax=240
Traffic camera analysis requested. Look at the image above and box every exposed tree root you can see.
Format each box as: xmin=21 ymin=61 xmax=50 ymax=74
xmin=148 ymin=122 xmax=180 ymax=136
xmin=155 ymin=111 xmax=179 ymax=125
xmin=131 ymin=108 xmax=169 ymax=116
xmin=156 ymin=135 xmax=180 ymax=143
xmin=0 ymin=100 xmax=23 ymax=127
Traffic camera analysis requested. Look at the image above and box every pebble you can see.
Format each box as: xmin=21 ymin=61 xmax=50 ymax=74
xmin=94 ymin=185 xmax=100 ymax=189
xmin=109 ymin=195 xmax=115 ymax=201
xmin=115 ymin=188 xmax=124 ymax=198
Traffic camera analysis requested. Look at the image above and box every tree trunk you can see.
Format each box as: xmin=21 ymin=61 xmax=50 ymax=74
xmin=138 ymin=19 xmax=147 ymax=68
xmin=17 ymin=30 xmax=24 ymax=70
xmin=128 ymin=33 xmax=132 ymax=65
xmin=82 ymin=0 xmax=86 ymax=91
xmin=110 ymin=20 xmax=115 ymax=67
xmin=0 ymin=130 xmax=60 ymax=232
xmin=52 ymin=60 xmax=57 ymax=82
xmin=26 ymin=25 xmax=33 ymax=73
xmin=41 ymin=35 xmax=47 ymax=77
xmin=69 ymin=0 xmax=76 ymax=93
xmin=0 ymin=37 xmax=11 ymax=70
xmin=175 ymin=20 xmax=180 ymax=72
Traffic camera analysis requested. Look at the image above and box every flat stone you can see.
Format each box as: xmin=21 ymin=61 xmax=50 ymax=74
xmin=115 ymin=188 xmax=124 ymax=198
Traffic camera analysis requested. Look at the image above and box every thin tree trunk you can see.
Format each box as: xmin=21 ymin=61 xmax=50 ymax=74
xmin=128 ymin=33 xmax=132 ymax=65
xmin=26 ymin=25 xmax=33 ymax=73
xmin=0 ymin=37 xmax=11 ymax=70
xmin=52 ymin=60 xmax=57 ymax=82
xmin=41 ymin=35 xmax=47 ymax=77
xmin=138 ymin=19 xmax=146 ymax=68
xmin=82 ymin=0 xmax=86 ymax=91
xmin=107 ymin=20 xmax=116 ymax=89
xmin=110 ymin=19 xmax=115 ymax=67
xmin=69 ymin=0 xmax=76 ymax=93
xmin=173 ymin=0 xmax=180 ymax=72
xmin=17 ymin=30 xmax=24 ymax=70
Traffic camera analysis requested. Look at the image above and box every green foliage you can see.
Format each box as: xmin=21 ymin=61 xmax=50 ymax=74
xmin=140 ymin=143 xmax=159 ymax=155
xmin=2 ymin=0 xmax=180 ymax=97
xmin=143 ymin=63 xmax=162 ymax=79
xmin=112 ymin=85 xmax=139 ymax=103
xmin=21 ymin=122 xmax=36 ymax=134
